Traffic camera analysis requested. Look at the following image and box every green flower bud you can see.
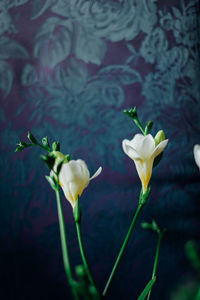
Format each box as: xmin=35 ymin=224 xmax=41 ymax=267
xmin=141 ymin=222 xmax=153 ymax=230
xmin=154 ymin=130 xmax=166 ymax=147
xmin=52 ymin=141 xmax=60 ymax=151
xmin=42 ymin=136 xmax=50 ymax=148
xmin=145 ymin=121 xmax=154 ymax=135
xmin=123 ymin=107 xmax=138 ymax=119
xmin=75 ymin=265 xmax=85 ymax=278
xmin=27 ymin=131 xmax=38 ymax=144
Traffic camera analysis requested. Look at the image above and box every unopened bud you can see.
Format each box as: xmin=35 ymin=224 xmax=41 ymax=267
xmin=154 ymin=130 xmax=165 ymax=147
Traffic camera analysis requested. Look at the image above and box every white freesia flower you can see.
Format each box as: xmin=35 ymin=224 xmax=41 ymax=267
xmin=193 ymin=144 xmax=200 ymax=169
xmin=122 ymin=134 xmax=168 ymax=194
xmin=58 ymin=158 xmax=102 ymax=209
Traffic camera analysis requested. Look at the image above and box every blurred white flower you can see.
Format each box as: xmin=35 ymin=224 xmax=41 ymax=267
xmin=57 ymin=157 xmax=102 ymax=208
xmin=122 ymin=133 xmax=168 ymax=194
xmin=193 ymin=144 xmax=200 ymax=169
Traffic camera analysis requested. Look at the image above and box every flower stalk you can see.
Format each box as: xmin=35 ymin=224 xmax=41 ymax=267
xmin=55 ymin=183 xmax=79 ymax=300
xmin=102 ymin=186 xmax=152 ymax=297
xmin=73 ymin=197 xmax=98 ymax=292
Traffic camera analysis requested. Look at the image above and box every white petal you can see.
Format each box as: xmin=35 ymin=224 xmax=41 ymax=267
xmin=77 ymin=159 xmax=90 ymax=182
xmin=122 ymin=139 xmax=140 ymax=160
xmin=194 ymin=144 xmax=200 ymax=168
xmin=90 ymin=166 xmax=102 ymax=180
xmin=135 ymin=134 xmax=155 ymax=160
xmin=151 ymin=139 xmax=168 ymax=159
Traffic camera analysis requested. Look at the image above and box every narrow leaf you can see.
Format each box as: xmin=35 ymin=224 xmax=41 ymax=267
xmin=137 ymin=278 xmax=156 ymax=300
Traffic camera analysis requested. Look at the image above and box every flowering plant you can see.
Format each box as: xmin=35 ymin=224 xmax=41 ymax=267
xmin=15 ymin=107 xmax=168 ymax=300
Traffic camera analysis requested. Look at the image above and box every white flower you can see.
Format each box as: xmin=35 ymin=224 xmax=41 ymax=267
xmin=193 ymin=144 xmax=200 ymax=169
xmin=58 ymin=158 xmax=102 ymax=209
xmin=122 ymin=134 xmax=168 ymax=194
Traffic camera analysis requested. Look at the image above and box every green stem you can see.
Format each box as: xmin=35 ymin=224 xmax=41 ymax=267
xmin=103 ymin=202 xmax=144 ymax=297
xmin=147 ymin=230 xmax=165 ymax=300
xmin=37 ymin=143 xmax=51 ymax=152
xmin=75 ymin=220 xmax=97 ymax=288
xmin=196 ymin=286 xmax=200 ymax=300
xmin=55 ymin=187 xmax=79 ymax=300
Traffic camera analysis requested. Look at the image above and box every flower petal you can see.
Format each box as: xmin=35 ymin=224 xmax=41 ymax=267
xmin=90 ymin=166 xmax=102 ymax=180
xmin=122 ymin=139 xmax=140 ymax=160
xmin=194 ymin=144 xmax=200 ymax=169
xmin=135 ymin=134 xmax=155 ymax=160
xmin=151 ymin=139 xmax=168 ymax=159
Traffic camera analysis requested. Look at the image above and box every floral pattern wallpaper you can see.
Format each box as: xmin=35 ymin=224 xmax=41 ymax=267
xmin=0 ymin=0 xmax=200 ymax=299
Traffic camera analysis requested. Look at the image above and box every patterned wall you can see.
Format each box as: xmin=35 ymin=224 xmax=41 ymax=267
xmin=0 ymin=0 xmax=200 ymax=299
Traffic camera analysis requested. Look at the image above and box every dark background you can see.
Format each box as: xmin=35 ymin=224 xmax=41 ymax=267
xmin=0 ymin=0 xmax=200 ymax=299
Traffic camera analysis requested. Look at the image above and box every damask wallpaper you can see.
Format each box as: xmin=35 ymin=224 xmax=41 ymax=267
xmin=0 ymin=0 xmax=200 ymax=299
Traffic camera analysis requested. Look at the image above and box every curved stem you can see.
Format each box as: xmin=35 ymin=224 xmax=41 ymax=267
xmin=55 ymin=187 xmax=79 ymax=300
xmin=75 ymin=220 xmax=96 ymax=288
xmin=103 ymin=202 xmax=144 ymax=297
xmin=147 ymin=230 xmax=165 ymax=300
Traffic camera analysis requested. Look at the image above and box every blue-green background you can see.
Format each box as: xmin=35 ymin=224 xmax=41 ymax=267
xmin=0 ymin=0 xmax=200 ymax=299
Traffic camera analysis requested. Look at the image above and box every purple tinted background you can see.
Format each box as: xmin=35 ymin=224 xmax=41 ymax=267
xmin=0 ymin=0 xmax=200 ymax=299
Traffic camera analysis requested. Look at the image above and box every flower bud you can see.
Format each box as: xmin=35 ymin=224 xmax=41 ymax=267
xmin=52 ymin=141 xmax=60 ymax=151
xmin=154 ymin=130 xmax=166 ymax=147
xmin=27 ymin=131 xmax=38 ymax=144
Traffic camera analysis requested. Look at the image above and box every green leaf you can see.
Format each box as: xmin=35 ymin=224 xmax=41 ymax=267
xmin=137 ymin=278 xmax=156 ymax=300
xmin=27 ymin=131 xmax=38 ymax=144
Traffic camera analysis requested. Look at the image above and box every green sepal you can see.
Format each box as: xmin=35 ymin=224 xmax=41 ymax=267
xmin=52 ymin=141 xmax=60 ymax=151
xmin=27 ymin=131 xmax=38 ymax=144
xmin=137 ymin=277 xmax=156 ymax=300
xmin=40 ymin=154 xmax=55 ymax=170
xmin=73 ymin=196 xmax=82 ymax=223
xmin=145 ymin=121 xmax=154 ymax=135
xmin=139 ymin=185 xmax=152 ymax=205
xmin=42 ymin=136 xmax=50 ymax=150
xmin=153 ymin=152 xmax=163 ymax=168
xmin=45 ymin=175 xmax=57 ymax=191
